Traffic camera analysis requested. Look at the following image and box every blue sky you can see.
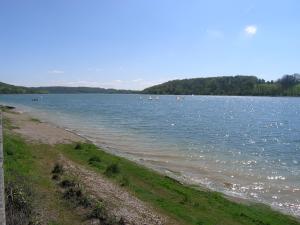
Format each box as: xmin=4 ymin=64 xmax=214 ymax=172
xmin=0 ymin=0 xmax=299 ymax=90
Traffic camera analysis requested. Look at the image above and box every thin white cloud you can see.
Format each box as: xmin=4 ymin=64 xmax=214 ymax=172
xmin=132 ymin=78 xmax=143 ymax=82
xmin=66 ymin=81 xmax=102 ymax=87
xmin=206 ymin=29 xmax=224 ymax=39
xmin=48 ymin=70 xmax=65 ymax=74
xmin=87 ymin=67 xmax=103 ymax=72
xmin=244 ymin=25 xmax=257 ymax=36
xmin=25 ymin=78 xmax=168 ymax=90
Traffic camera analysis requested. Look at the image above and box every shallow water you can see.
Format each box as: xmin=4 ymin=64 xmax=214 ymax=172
xmin=1 ymin=94 xmax=299 ymax=216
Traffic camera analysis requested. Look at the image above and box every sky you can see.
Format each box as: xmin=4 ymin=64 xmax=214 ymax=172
xmin=0 ymin=0 xmax=299 ymax=90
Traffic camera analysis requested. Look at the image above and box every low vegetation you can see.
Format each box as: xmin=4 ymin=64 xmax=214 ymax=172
xmin=51 ymin=163 xmax=125 ymax=224
xmin=59 ymin=142 xmax=300 ymax=225
xmin=3 ymin=124 xmax=90 ymax=224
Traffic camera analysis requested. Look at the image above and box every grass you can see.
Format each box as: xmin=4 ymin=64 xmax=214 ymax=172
xmin=59 ymin=142 xmax=300 ymax=225
xmin=2 ymin=112 xmax=300 ymax=225
xmin=3 ymin=130 xmax=87 ymax=225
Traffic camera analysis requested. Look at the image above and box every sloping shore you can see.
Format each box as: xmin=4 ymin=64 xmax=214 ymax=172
xmin=2 ymin=107 xmax=170 ymax=225
xmin=2 ymin=106 xmax=300 ymax=225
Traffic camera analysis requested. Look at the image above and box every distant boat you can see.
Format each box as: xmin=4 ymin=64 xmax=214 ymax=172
xmin=148 ymin=96 xmax=153 ymax=100
xmin=176 ymin=96 xmax=181 ymax=101
xmin=155 ymin=96 xmax=160 ymax=100
xmin=32 ymin=96 xmax=43 ymax=102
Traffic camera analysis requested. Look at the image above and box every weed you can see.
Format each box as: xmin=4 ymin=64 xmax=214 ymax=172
xmin=5 ymin=180 xmax=33 ymax=225
xmin=78 ymin=195 xmax=92 ymax=208
xmin=90 ymin=202 xmax=107 ymax=221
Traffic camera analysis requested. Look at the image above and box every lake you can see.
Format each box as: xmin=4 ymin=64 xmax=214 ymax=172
xmin=1 ymin=94 xmax=299 ymax=216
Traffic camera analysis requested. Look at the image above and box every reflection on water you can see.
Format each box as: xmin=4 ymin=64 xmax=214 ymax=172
xmin=1 ymin=94 xmax=300 ymax=217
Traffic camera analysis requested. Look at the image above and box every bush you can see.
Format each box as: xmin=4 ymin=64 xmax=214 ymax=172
xmin=88 ymin=156 xmax=101 ymax=165
xmin=51 ymin=174 xmax=59 ymax=180
xmin=51 ymin=163 xmax=64 ymax=175
xmin=118 ymin=217 xmax=126 ymax=225
xmin=60 ymin=179 xmax=76 ymax=188
xmin=78 ymin=195 xmax=92 ymax=208
xmin=5 ymin=180 xmax=33 ymax=225
xmin=63 ymin=187 xmax=82 ymax=201
xmin=104 ymin=163 xmax=120 ymax=177
xmin=6 ymin=149 xmax=14 ymax=156
xmin=74 ymin=143 xmax=82 ymax=150
xmin=90 ymin=202 xmax=107 ymax=220
xmin=119 ymin=176 xmax=129 ymax=187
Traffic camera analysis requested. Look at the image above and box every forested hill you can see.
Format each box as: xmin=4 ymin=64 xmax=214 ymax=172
xmin=31 ymin=86 xmax=138 ymax=94
xmin=143 ymin=74 xmax=300 ymax=96
xmin=0 ymin=82 xmax=137 ymax=94
xmin=0 ymin=82 xmax=44 ymax=94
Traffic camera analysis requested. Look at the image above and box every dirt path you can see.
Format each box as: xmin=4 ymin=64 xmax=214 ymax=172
xmin=61 ymin=156 xmax=169 ymax=225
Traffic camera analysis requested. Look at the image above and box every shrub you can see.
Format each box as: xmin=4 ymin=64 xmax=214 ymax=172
xmin=118 ymin=217 xmax=126 ymax=225
xmin=74 ymin=143 xmax=82 ymax=150
xmin=63 ymin=187 xmax=82 ymax=201
xmin=51 ymin=174 xmax=59 ymax=180
xmin=78 ymin=195 xmax=92 ymax=208
xmin=51 ymin=163 xmax=64 ymax=175
xmin=104 ymin=163 xmax=120 ymax=177
xmin=5 ymin=181 xmax=33 ymax=225
xmin=6 ymin=149 xmax=14 ymax=156
xmin=60 ymin=179 xmax=76 ymax=188
xmin=90 ymin=202 xmax=107 ymax=220
xmin=88 ymin=156 xmax=101 ymax=165
xmin=119 ymin=176 xmax=129 ymax=187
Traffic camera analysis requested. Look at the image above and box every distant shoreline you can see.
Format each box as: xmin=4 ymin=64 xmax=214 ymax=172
xmin=2 ymin=74 xmax=300 ymax=96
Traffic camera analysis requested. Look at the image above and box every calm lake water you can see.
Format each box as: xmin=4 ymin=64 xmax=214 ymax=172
xmin=1 ymin=94 xmax=300 ymax=216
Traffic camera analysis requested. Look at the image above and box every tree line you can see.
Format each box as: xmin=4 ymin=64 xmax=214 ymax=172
xmin=142 ymin=74 xmax=300 ymax=96
xmin=0 ymin=82 xmax=137 ymax=94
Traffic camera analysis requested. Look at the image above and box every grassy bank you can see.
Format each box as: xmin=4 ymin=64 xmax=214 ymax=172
xmin=3 ymin=131 xmax=86 ymax=224
xmin=3 ymin=114 xmax=300 ymax=225
xmin=59 ymin=143 xmax=300 ymax=225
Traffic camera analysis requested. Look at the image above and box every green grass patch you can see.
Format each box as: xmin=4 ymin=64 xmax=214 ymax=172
xmin=59 ymin=142 xmax=300 ymax=225
xmin=3 ymin=131 xmax=88 ymax=225
xmin=3 ymin=116 xmax=19 ymax=130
